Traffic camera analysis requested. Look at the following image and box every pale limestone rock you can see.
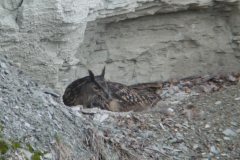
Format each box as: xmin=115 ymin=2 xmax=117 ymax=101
xmin=0 ymin=0 xmax=240 ymax=94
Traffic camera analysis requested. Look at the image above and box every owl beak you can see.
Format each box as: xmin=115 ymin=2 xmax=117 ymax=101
xmin=106 ymin=85 xmax=110 ymax=99
xmin=106 ymin=90 xmax=109 ymax=99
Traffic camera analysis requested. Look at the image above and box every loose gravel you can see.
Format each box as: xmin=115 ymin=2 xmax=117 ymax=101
xmin=0 ymin=54 xmax=239 ymax=160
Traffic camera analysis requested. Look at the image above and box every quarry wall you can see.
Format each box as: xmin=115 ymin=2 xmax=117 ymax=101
xmin=0 ymin=0 xmax=240 ymax=93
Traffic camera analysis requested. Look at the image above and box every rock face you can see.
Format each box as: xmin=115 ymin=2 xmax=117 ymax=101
xmin=0 ymin=0 xmax=240 ymax=94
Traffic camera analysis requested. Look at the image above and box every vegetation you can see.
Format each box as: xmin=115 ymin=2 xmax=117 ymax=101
xmin=0 ymin=125 xmax=4 ymax=138
xmin=0 ymin=125 xmax=3 ymax=132
xmin=0 ymin=140 xmax=8 ymax=155
xmin=31 ymin=150 xmax=43 ymax=160
xmin=26 ymin=143 xmax=34 ymax=153
xmin=54 ymin=134 xmax=60 ymax=143
xmin=9 ymin=139 xmax=22 ymax=151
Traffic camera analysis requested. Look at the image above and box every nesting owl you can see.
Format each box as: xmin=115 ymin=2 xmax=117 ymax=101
xmin=63 ymin=67 xmax=161 ymax=112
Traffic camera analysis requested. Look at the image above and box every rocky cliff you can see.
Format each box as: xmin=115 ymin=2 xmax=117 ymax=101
xmin=0 ymin=0 xmax=240 ymax=94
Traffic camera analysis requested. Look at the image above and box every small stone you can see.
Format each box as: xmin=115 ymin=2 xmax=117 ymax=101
xmin=173 ymin=149 xmax=182 ymax=153
xmin=48 ymin=96 xmax=58 ymax=106
xmin=13 ymin=121 xmax=21 ymax=127
xmin=4 ymin=70 xmax=10 ymax=74
xmin=126 ymin=114 xmax=131 ymax=118
xmin=47 ymin=107 xmax=54 ymax=115
xmin=43 ymin=153 xmax=53 ymax=159
xmin=13 ymin=106 xmax=19 ymax=109
xmin=176 ymin=132 xmax=184 ymax=141
xmin=161 ymin=90 xmax=168 ymax=95
xmin=23 ymin=80 xmax=28 ymax=86
xmin=43 ymin=87 xmax=59 ymax=97
xmin=25 ymin=104 xmax=31 ymax=109
xmin=169 ymin=138 xmax=178 ymax=144
xmin=171 ymin=101 xmax=180 ymax=105
xmin=4 ymin=116 xmax=9 ymax=121
xmin=25 ymin=122 xmax=30 ymax=127
xmin=220 ymin=153 xmax=230 ymax=158
xmin=201 ymin=152 xmax=207 ymax=156
xmin=12 ymin=62 xmax=21 ymax=68
xmin=205 ymin=124 xmax=211 ymax=128
xmin=160 ymin=108 xmax=175 ymax=116
xmin=168 ymin=108 xmax=174 ymax=112
xmin=175 ymin=124 xmax=182 ymax=128
xmin=222 ymin=129 xmax=237 ymax=136
xmin=235 ymin=97 xmax=240 ymax=100
xmin=50 ymin=140 xmax=57 ymax=144
xmin=19 ymin=149 xmax=33 ymax=160
xmin=218 ymin=128 xmax=223 ymax=132
xmin=93 ymin=114 xmax=109 ymax=123
xmin=231 ymin=122 xmax=238 ymax=126
xmin=168 ymin=89 xmax=174 ymax=94
xmin=0 ymin=62 xmax=7 ymax=69
xmin=53 ymin=120 xmax=62 ymax=129
xmin=81 ymin=108 xmax=99 ymax=114
xmin=162 ymin=145 xmax=174 ymax=150
xmin=6 ymin=59 xmax=13 ymax=64
xmin=179 ymin=143 xmax=188 ymax=151
xmin=75 ymin=112 xmax=83 ymax=117
xmin=215 ymin=101 xmax=222 ymax=105
xmin=60 ymin=107 xmax=72 ymax=120
xmin=235 ymin=129 xmax=240 ymax=133
xmin=71 ymin=106 xmax=81 ymax=112
xmin=223 ymin=137 xmax=231 ymax=140
xmin=36 ymin=128 xmax=41 ymax=132
xmin=193 ymin=144 xmax=198 ymax=150
xmin=210 ymin=146 xmax=219 ymax=154
xmin=233 ymin=36 xmax=240 ymax=41
xmin=25 ymin=122 xmax=35 ymax=130
xmin=165 ymin=93 xmax=171 ymax=98
xmin=173 ymin=86 xmax=179 ymax=91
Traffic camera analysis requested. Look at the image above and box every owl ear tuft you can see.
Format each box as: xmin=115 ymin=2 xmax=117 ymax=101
xmin=101 ymin=66 xmax=105 ymax=78
xmin=88 ymin=70 xmax=96 ymax=82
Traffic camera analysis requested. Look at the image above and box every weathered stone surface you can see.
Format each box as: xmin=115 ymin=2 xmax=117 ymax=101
xmin=0 ymin=0 xmax=240 ymax=94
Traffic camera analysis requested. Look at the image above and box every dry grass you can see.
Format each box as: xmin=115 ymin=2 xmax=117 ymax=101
xmin=85 ymin=128 xmax=147 ymax=160
xmin=85 ymin=129 xmax=108 ymax=160
xmin=50 ymin=134 xmax=73 ymax=160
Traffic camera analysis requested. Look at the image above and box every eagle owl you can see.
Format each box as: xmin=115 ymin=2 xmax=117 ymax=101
xmin=63 ymin=67 xmax=161 ymax=112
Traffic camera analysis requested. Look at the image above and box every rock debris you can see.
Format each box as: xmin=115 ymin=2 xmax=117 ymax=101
xmin=0 ymin=54 xmax=240 ymax=159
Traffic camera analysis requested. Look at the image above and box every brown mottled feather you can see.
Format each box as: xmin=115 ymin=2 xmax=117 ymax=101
xmin=63 ymin=69 xmax=109 ymax=108
xmin=63 ymin=76 xmax=90 ymax=106
xmin=63 ymin=67 xmax=162 ymax=112
xmin=106 ymin=82 xmax=161 ymax=112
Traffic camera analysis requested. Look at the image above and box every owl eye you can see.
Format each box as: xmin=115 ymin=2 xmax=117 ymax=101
xmin=93 ymin=86 xmax=100 ymax=90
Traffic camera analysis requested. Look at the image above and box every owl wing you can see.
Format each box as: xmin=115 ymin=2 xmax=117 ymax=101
xmin=129 ymin=81 xmax=163 ymax=93
xmin=107 ymin=82 xmax=161 ymax=112
xmin=63 ymin=76 xmax=90 ymax=106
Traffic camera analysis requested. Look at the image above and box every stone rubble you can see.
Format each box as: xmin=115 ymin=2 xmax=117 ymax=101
xmin=0 ymin=54 xmax=94 ymax=159
xmin=0 ymin=54 xmax=240 ymax=159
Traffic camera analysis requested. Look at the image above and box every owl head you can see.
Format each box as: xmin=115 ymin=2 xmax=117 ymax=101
xmin=62 ymin=67 xmax=109 ymax=107
xmin=94 ymin=66 xmax=110 ymax=97
xmin=87 ymin=69 xmax=109 ymax=98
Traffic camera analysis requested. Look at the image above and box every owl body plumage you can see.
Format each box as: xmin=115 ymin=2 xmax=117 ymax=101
xmin=63 ymin=67 xmax=161 ymax=112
